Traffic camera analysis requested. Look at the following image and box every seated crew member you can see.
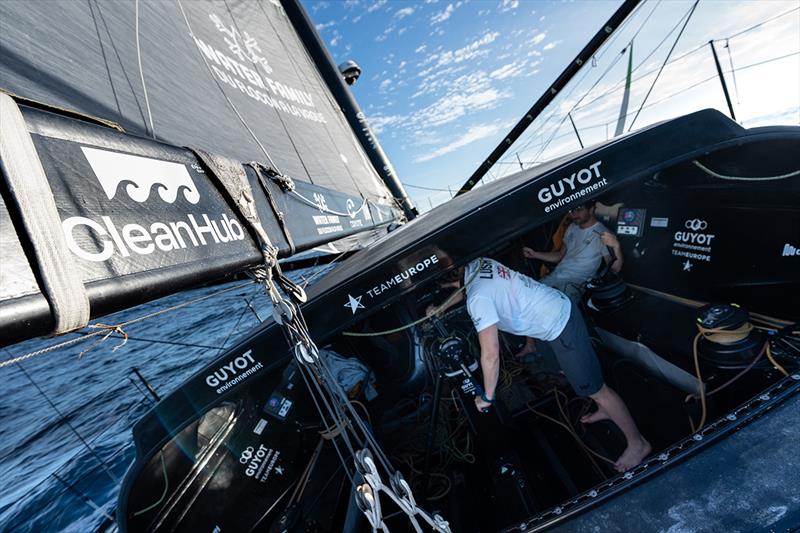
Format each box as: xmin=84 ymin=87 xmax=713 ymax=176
xmin=517 ymin=200 xmax=622 ymax=358
xmin=432 ymin=258 xmax=650 ymax=472
xmin=523 ymin=200 xmax=622 ymax=303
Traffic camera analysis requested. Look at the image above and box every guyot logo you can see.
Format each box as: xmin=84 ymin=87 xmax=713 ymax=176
xmin=674 ymin=219 xmax=715 ymax=245
xmin=239 ymin=444 xmax=270 ymax=477
xmin=206 ymin=350 xmax=257 ymax=387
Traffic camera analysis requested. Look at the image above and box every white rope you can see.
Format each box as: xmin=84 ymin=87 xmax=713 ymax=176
xmin=134 ymin=0 xmax=156 ymax=139
xmin=693 ymin=160 xmax=800 ymax=181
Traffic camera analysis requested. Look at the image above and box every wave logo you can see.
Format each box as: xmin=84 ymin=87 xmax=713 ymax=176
xmin=81 ymin=147 xmax=200 ymax=204
xmin=684 ymin=219 xmax=707 ymax=231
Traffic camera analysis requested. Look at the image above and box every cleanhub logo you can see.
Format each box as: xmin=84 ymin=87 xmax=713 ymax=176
xmin=62 ymin=147 xmax=245 ymax=262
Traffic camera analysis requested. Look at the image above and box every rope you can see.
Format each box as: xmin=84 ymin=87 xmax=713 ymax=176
xmin=131 ymin=452 xmax=169 ymax=516
xmin=0 ymin=282 xmax=255 ymax=368
xmin=693 ymin=160 xmax=800 ymax=182
xmin=766 ymin=343 xmax=789 ymax=377
xmin=134 ymin=0 xmax=156 ymax=139
xmin=79 ymin=324 xmax=129 ymax=357
xmin=628 ymin=0 xmax=699 ymax=131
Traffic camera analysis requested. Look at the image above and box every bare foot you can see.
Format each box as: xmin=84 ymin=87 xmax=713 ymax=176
xmin=614 ymin=437 xmax=651 ymax=472
xmin=514 ymin=339 xmax=537 ymax=359
xmin=580 ymin=405 xmax=610 ymax=424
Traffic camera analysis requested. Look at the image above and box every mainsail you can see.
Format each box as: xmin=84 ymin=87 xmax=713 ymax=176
xmin=0 ymin=0 xmax=410 ymax=344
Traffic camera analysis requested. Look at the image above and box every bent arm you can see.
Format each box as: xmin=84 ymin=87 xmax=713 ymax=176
xmin=523 ymin=245 xmax=567 ymax=264
xmin=477 ymin=325 xmax=501 ymax=399
xmin=600 ymin=231 xmax=623 ymax=273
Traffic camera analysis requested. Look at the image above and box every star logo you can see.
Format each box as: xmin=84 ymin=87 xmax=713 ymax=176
xmin=275 ymin=466 xmax=284 ymax=475
xmin=682 ymin=260 xmax=693 ymax=272
xmin=344 ymin=294 xmax=365 ymax=314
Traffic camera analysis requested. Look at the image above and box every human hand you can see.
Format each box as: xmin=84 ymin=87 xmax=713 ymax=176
xmin=474 ymin=395 xmax=492 ymax=413
xmin=599 ymin=231 xmax=619 ymax=248
xmin=522 ymin=246 xmax=537 ymax=259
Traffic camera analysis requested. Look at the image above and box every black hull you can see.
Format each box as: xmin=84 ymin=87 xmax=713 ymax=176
xmin=118 ymin=110 xmax=800 ymax=531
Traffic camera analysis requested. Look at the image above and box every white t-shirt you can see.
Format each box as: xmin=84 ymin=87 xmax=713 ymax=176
xmin=549 ymin=221 xmax=609 ymax=283
xmin=464 ymin=258 xmax=571 ymax=341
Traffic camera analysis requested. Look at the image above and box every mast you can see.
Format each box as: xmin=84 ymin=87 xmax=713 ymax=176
xmin=281 ymin=0 xmax=419 ymax=220
xmin=456 ymin=0 xmax=642 ymax=196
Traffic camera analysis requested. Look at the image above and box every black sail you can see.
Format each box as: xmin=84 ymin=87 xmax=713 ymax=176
xmin=0 ymin=0 xmax=406 ymax=344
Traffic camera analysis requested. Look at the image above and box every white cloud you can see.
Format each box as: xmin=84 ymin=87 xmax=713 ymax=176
xmin=315 ymin=20 xmax=336 ymax=31
xmin=431 ymin=3 xmax=455 ymax=24
xmin=543 ymin=41 xmax=561 ymax=51
xmin=415 ymin=44 xmax=427 ymax=54
xmin=375 ymin=25 xmax=395 ymax=42
xmin=367 ymin=0 xmax=387 ymax=13
xmin=415 ymin=123 xmax=505 ymax=162
xmin=394 ymin=6 xmax=415 ymax=19
xmin=499 ymin=0 xmax=519 ymax=13
xmin=379 ymin=79 xmax=392 ymax=93
xmin=531 ymin=32 xmax=546 ymax=45
xmin=367 ymin=114 xmax=406 ymax=134
xmin=344 ymin=0 xmax=360 ymax=8
xmin=490 ymin=60 xmax=527 ymax=80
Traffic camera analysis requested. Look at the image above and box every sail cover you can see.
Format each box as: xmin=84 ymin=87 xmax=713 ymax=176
xmin=0 ymin=0 xmax=404 ymax=344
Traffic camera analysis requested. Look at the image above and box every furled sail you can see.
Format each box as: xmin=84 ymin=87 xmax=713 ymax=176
xmin=0 ymin=0 xmax=408 ymax=344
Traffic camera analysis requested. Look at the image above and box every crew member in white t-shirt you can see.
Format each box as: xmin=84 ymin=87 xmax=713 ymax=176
xmin=523 ymin=200 xmax=622 ymax=303
xmin=517 ymin=200 xmax=622 ymax=358
xmin=432 ymin=258 xmax=650 ymax=472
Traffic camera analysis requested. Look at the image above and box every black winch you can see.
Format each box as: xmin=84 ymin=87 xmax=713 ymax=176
xmin=696 ymin=303 xmax=765 ymax=369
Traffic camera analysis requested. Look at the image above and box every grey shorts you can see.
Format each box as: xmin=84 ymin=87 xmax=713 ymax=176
xmin=545 ymin=302 xmax=603 ymax=396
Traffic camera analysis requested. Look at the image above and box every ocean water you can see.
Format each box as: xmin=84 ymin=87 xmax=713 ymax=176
xmin=0 ymin=266 xmax=330 ymax=532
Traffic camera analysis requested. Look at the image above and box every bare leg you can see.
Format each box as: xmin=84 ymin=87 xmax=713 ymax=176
xmin=584 ymin=384 xmax=651 ymax=472
xmin=514 ymin=337 xmax=537 ymax=358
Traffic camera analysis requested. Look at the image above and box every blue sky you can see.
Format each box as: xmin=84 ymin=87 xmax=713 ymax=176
xmin=303 ymin=0 xmax=800 ymax=210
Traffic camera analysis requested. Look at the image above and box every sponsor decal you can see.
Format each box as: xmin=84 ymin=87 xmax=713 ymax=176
xmin=239 ymin=444 xmax=282 ymax=483
xmin=671 ymin=218 xmax=716 ymax=263
xmin=682 ymin=260 xmax=693 ymax=272
xmin=650 ymin=217 xmax=669 ymax=228
xmin=205 ymin=350 xmax=264 ymax=394
xmin=82 ymin=147 xmax=200 ymax=204
xmin=253 ymin=419 xmax=268 ymax=435
xmin=193 ymin=13 xmax=326 ymax=124
xmin=460 ymin=377 xmax=477 ymax=396
xmin=66 ymin=148 xmax=246 ymax=262
xmin=344 ymin=294 xmax=365 ymax=314
xmin=782 ymin=243 xmax=799 ymax=257
xmin=344 ymin=254 xmax=441 ymax=314
xmin=540 ymin=161 xmax=608 ymax=213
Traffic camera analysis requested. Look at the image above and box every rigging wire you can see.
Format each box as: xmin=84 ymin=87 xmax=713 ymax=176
xmin=513 ymin=50 xmax=799 ymax=158
xmin=10 ymin=358 xmax=120 ymax=483
xmin=722 ymin=6 xmax=799 ymax=41
xmin=627 ymin=0 xmax=700 ymax=131
xmin=0 ymin=281 xmax=256 ymax=368
xmin=502 ymin=0 xmax=658 ymax=165
xmin=724 ymin=40 xmax=741 ymax=104
xmin=573 ymin=6 xmax=798 ymax=116
xmin=134 ymin=0 xmax=156 ymax=139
